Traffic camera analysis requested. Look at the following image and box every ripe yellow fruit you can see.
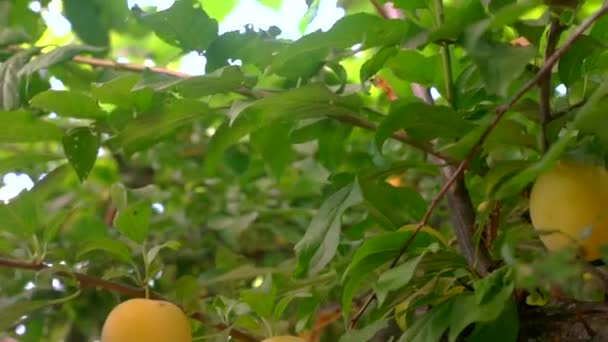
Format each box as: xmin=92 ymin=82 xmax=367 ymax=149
xmin=529 ymin=160 xmax=608 ymax=261
xmin=262 ymin=336 xmax=306 ymax=342
xmin=101 ymin=298 xmax=192 ymax=342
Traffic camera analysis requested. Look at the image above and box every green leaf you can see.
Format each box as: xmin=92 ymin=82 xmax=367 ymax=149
xmin=204 ymin=83 xmax=360 ymax=175
xmin=573 ymin=79 xmax=608 ymax=148
xmin=359 ymin=46 xmax=398 ymax=84
xmin=77 ymin=237 xmax=134 ymax=265
xmin=373 ymin=244 xmax=439 ymax=305
xmin=271 ymin=13 xmax=419 ymax=78
xmin=494 ymin=129 xmax=578 ymax=199
xmin=386 ymin=50 xmax=441 ymax=86
xmin=341 ymin=228 xmax=444 ymax=317
xmin=466 ymin=40 xmax=536 ymax=97
xmin=240 ymin=287 xmax=276 ymax=318
xmin=62 ymin=0 xmax=109 ymax=46
xmin=205 ymin=27 xmax=285 ymax=73
xmin=62 ymin=127 xmax=100 ymax=182
xmin=113 ymin=200 xmax=152 ymax=243
xmin=133 ymin=0 xmax=218 ymax=52
xmin=199 ymin=0 xmax=238 ymax=21
xmin=250 ymin=120 xmax=293 ymax=179
xmin=110 ymin=183 xmax=128 ymax=211
xmin=338 ymin=319 xmax=390 ymax=342
xmin=0 ymin=47 xmax=40 ymax=110
xmin=376 ymin=100 xmax=475 ymax=149
xmin=257 ymin=0 xmax=283 ymax=10
xmin=0 ymin=189 xmax=39 ymax=238
xmin=466 ymin=299 xmax=519 ymax=342
xmin=299 ymin=0 xmax=321 ymax=34
xmin=108 ymin=98 xmax=210 ymax=155
xmin=133 ymin=66 xmax=254 ymax=97
xmin=558 ymin=35 xmax=600 ymax=86
xmin=447 ymin=270 xmax=515 ymax=342
xmin=30 ymin=90 xmax=105 ymax=119
xmin=145 ymin=240 xmax=181 ymax=268
xmin=0 ymin=110 xmax=62 ymax=143
xmin=91 ymin=75 xmax=155 ymax=111
xmin=294 ymin=182 xmax=362 ymax=278
xmin=398 ymin=296 xmax=454 ymax=342
xmin=359 ymin=178 xmax=427 ymax=229
xmin=18 ymin=45 xmax=107 ymax=77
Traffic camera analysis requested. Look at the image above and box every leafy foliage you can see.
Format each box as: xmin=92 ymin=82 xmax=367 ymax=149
xmin=1 ymin=0 xmax=608 ymax=341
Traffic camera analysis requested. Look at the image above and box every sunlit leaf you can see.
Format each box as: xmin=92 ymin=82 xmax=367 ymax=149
xmin=113 ymin=200 xmax=152 ymax=243
xmin=133 ymin=0 xmax=218 ymax=52
xmin=0 ymin=110 xmax=62 ymax=143
xmin=30 ymin=90 xmax=105 ymax=119
xmin=77 ymin=237 xmax=134 ymax=264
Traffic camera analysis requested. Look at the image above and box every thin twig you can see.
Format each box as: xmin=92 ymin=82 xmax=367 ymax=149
xmin=330 ymin=113 xmax=456 ymax=163
xmin=349 ymin=2 xmax=608 ymax=328
xmin=538 ymin=18 xmax=563 ymax=152
xmin=0 ymin=257 xmax=261 ymax=342
xmin=433 ymin=0 xmax=455 ymax=105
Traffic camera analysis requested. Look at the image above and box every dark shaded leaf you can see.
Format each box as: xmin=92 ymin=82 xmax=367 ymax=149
xmin=63 ymin=0 xmax=110 ymax=46
xmin=204 ymin=83 xmax=360 ymax=175
xmin=558 ymin=35 xmax=601 ymax=86
xmin=338 ymin=319 xmax=390 ymax=342
xmin=376 ymin=100 xmax=475 ymax=148
xmin=107 ymin=98 xmax=210 ymax=155
xmin=62 ymin=127 xmax=100 ymax=182
xmin=466 ymin=40 xmax=536 ymax=97
xmin=359 ymin=178 xmax=427 ymax=229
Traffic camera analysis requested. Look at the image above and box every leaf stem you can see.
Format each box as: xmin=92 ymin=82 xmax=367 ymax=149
xmin=433 ymin=0 xmax=455 ymax=106
xmin=538 ymin=18 xmax=564 ymax=152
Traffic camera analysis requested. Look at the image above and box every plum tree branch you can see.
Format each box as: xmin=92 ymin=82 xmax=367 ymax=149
xmin=538 ymin=18 xmax=563 ymax=152
xmin=0 ymin=257 xmax=261 ymax=342
xmin=4 ymin=45 xmax=453 ymax=163
xmin=350 ymin=0 xmax=608 ymax=328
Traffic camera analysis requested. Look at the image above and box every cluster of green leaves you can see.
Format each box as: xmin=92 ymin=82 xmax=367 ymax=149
xmin=1 ymin=0 xmax=608 ymax=341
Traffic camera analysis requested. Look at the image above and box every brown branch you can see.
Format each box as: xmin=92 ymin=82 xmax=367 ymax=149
xmin=329 ymin=113 xmax=456 ymax=163
xmin=538 ymin=18 xmax=564 ymax=152
xmin=349 ymin=1 xmax=608 ymax=328
xmin=0 ymin=257 xmax=261 ymax=342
